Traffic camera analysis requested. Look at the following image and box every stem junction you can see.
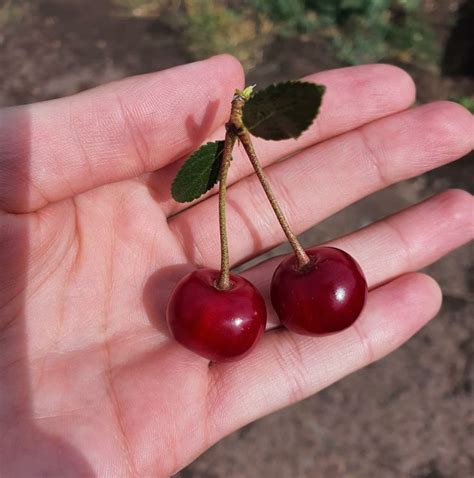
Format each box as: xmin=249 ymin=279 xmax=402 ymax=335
xmin=216 ymin=88 xmax=310 ymax=290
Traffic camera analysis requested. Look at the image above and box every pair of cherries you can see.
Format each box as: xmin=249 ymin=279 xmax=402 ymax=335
xmin=167 ymin=82 xmax=368 ymax=361
xmin=167 ymin=246 xmax=368 ymax=362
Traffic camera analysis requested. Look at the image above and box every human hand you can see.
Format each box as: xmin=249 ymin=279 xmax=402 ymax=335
xmin=0 ymin=55 xmax=472 ymax=476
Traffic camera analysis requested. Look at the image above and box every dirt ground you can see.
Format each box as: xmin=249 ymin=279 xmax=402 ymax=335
xmin=1 ymin=1 xmax=473 ymax=476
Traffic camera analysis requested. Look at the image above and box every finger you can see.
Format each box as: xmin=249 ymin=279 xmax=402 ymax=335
xmin=0 ymin=55 xmax=244 ymax=213
xmin=207 ymin=273 xmax=441 ymax=443
xmin=156 ymin=63 xmax=416 ymax=216
xmin=170 ymin=102 xmax=473 ymax=267
xmin=241 ymin=189 xmax=472 ymax=327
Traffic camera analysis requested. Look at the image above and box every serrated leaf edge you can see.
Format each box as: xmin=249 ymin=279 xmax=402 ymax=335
xmin=244 ymin=81 xmax=326 ymax=140
xmin=171 ymin=141 xmax=225 ymax=203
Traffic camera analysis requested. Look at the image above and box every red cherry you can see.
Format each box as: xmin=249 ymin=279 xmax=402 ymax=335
xmin=167 ymin=269 xmax=267 ymax=362
xmin=271 ymin=247 xmax=367 ymax=336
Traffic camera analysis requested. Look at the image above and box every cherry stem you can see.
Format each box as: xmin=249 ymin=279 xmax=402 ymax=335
xmin=216 ymin=132 xmax=236 ymax=290
xmin=217 ymin=88 xmax=310 ymax=286
xmin=238 ymin=131 xmax=310 ymax=269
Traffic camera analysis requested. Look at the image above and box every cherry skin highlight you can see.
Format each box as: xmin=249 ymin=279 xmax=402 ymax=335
xmin=166 ymin=269 xmax=267 ymax=362
xmin=271 ymin=247 xmax=368 ymax=336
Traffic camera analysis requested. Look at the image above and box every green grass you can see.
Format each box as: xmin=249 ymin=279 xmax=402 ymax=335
xmin=112 ymin=0 xmax=440 ymax=69
xmin=182 ymin=0 xmax=272 ymax=68
xmin=0 ymin=0 xmax=28 ymax=27
xmin=249 ymin=0 xmax=439 ymax=66
xmin=451 ymin=95 xmax=474 ymax=113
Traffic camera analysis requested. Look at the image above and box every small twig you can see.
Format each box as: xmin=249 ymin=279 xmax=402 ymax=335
xmin=227 ymin=91 xmax=310 ymax=269
xmin=216 ymin=132 xmax=236 ymax=290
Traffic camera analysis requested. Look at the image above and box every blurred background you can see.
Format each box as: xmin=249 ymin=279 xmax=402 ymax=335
xmin=1 ymin=0 xmax=472 ymax=476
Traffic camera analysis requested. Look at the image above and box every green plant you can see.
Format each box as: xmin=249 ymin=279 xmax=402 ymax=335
xmin=0 ymin=0 xmax=28 ymax=27
xmin=250 ymin=0 xmax=317 ymax=34
xmin=249 ymin=0 xmax=439 ymax=66
xmin=111 ymin=0 xmax=439 ymax=70
xmin=450 ymin=95 xmax=474 ymax=114
xmin=182 ymin=0 xmax=272 ymax=68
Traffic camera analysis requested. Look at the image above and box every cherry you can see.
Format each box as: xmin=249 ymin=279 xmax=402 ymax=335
xmin=271 ymin=247 xmax=367 ymax=336
xmin=167 ymin=269 xmax=267 ymax=362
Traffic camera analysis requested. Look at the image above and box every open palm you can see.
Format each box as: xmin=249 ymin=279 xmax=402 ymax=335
xmin=0 ymin=55 xmax=472 ymax=477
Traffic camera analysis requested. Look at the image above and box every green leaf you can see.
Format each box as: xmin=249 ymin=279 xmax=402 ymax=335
xmin=171 ymin=141 xmax=225 ymax=203
xmin=242 ymin=81 xmax=325 ymax=140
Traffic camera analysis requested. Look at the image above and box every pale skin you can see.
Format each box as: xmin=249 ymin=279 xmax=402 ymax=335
xmin=0 ymin=55 xmax=473 ymax=477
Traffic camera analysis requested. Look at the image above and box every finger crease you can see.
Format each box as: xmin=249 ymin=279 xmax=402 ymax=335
xmin=69 ymin=105 xmax=94 ymax=197
xmin=352 ymin=321 xmax=374 ymax=363
xmin=171 ymin=222 xmax=206 ymax=267
xmin=271 ymin=331 xmax=309 ymax=404
xmin=384 ymin=218 xmax=413 ymax=273
xmin=114 ymin=92 xmax=150 ymax=174
xmin=103 ymin=335 xmax=138 ymax=477
xmin=356 ymin=128 xmax=389 ymax=188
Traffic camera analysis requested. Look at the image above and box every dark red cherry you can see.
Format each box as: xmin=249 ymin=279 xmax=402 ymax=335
xmin=167 ymin=269 xmax=267 ymax=362
xmin=271 ymin=247 xmax=367 ymax=336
